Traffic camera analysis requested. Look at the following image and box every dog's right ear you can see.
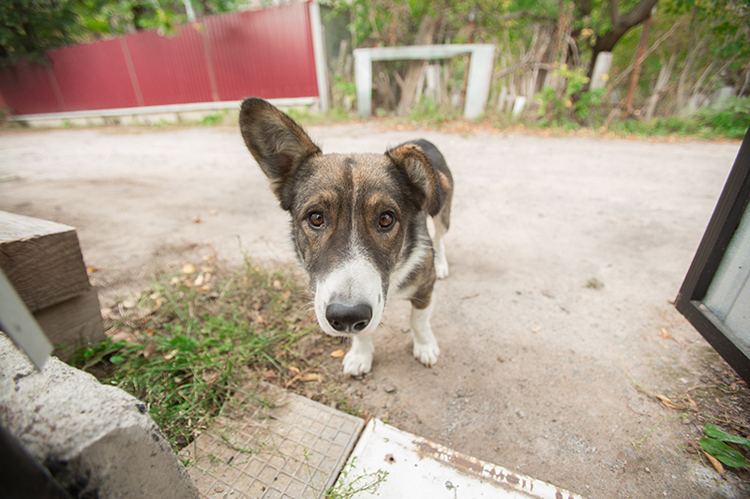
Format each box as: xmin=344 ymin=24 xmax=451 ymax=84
xmin=239 ymin=98 xmax=321 ymax=210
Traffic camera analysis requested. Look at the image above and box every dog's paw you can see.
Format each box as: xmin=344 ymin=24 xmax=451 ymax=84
xmin=435 ymin=260 xmax=449 ymax=279
xmin=413 ymin=340 xmax=440 ymax=367
xmin=343 ymin=350 xmax=373 ymax=376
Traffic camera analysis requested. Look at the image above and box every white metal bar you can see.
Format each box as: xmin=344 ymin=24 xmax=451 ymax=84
xmin=309 ymin=1 xmax=329 ymax=112
xmin=10 ymin=97 xmax=318 ymax=122
xmin=353 ymin=44 xmax=495 ymax=119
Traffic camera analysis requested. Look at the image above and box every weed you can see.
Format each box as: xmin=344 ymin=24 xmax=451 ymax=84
xmin=535 ymin=64 xmax=604 ymax=127
xmin=325 ymin=458 xmax=389 ymax=499
xmin=700 ymin=423 xmax=750 ymax=468
xmin=409 ymin=95 xmax=458 ymax=125
xmin=70 ymin=261 xmax=337 ymax=452
xmin=584 ymin=278 xmax=604 ymax=290
xmin=200 ymin=112 xmax=225 ymax=126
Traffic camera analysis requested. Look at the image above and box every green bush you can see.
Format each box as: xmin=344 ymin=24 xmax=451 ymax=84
xmin=536 ymin=64 xmax=605 ymax=127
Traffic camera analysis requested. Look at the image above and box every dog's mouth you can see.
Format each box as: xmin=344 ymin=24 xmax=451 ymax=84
xmin=312 ymin=258 xmax=385 ymax=337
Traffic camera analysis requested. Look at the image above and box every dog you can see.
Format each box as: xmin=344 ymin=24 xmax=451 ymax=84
xmin=239 ymin=98 xmax=453 ymax=376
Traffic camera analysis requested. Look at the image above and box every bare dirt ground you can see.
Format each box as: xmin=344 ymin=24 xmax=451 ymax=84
xmin=1 ymin=122 xmax=749 ymax=498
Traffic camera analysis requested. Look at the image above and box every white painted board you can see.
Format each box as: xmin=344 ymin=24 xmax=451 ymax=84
xmin=337 ymin=419 xmax=585 ymax=499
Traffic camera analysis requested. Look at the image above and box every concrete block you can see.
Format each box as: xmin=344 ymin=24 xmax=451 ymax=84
xmin=0 ymin=334 xmax=199 ymax=499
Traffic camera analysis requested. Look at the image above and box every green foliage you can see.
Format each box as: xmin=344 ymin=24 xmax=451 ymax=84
xmin=0 ymin=0 xmax=80 ymax=65
xmin=692 ymin=97 xmax=750 ymax=138
xmin=608 ymin=97 xmax=750 ymax=140
xmin=409 ymin=95 xmax=457 ymax=124
xmin=199 ymin=112 xmax=224 ymax=126
xmin=0 ymin=0 xmax=244 ymax=65
xmin=71 ymin=263 xmax=317 ymax=452
xmin=700 ymin=423 xmax=749 ymax=468
xmin=325 ymin=458 xmax=389 ymax=498
xmin=536 ymin=64 xmax=605 ymax=126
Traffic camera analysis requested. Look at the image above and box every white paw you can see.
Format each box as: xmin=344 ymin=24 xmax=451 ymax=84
xmin=413 ymin=340 xmax=440 ymax=367
xmin=343 ymin=349 xmax=373 ymax=376
xmin=435 ymin=260 xmax=449 ymax=279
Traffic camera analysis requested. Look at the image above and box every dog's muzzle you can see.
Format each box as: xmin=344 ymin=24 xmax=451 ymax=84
xmin=326 ymin=303 xmax=372 ymax=333
xmin=313 ymin=252 xmax=384 ymax=337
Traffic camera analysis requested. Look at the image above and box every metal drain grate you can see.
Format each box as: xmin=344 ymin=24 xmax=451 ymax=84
xmin=181 ymin=383 xmax=364 ymax=499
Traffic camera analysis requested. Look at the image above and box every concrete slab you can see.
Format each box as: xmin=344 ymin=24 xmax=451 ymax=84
xmin=180 ymin=383 xmax=364 ymax=499
xmin=339 ymin=419 xmax=586 ymax=499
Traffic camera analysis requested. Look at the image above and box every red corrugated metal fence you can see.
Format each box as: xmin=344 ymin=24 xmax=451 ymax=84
xmin=0 ymin=2 xmax=319 ymax=115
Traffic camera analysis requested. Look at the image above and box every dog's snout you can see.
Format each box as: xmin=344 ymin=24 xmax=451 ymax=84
xmin=326 ymin=303 xmax=372 ymax=333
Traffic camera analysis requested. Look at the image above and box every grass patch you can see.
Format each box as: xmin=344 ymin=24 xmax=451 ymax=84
xmin=199 ymin=112 xmax=225 ymax=126
xmin=71 ymin=260 xmax=347 ymax=452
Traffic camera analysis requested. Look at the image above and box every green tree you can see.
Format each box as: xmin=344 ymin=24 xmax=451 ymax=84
xmin=0 ymin=0 xmax=80 ymax=65
xmin=0 ymin=0 xmax=241 ymax=66
xmin=571 ymin=0 xmax=660 ymax=82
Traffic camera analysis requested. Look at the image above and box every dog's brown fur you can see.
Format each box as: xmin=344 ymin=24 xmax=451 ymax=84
xmin=239 ymin=97 xmax=452 ymax=375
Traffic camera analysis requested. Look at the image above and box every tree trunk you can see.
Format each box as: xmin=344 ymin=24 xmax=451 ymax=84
xmin=622 ymin=13 xmax=652 ymax=115
xmin=585 ymin=0 xmax=659 ymax=83
xmin=396 ymin=16 xmax=438 ymax=116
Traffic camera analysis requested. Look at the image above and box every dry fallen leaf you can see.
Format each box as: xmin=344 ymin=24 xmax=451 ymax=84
xmin=330 ymin=349 xmax=345 ymax=358
xmin=122 ymin=299 xmax=136 ymax=309
xmin=263 ymin=370 xmax=277 ymax=380
xmin=703 ymin=451 xmax=725 ymax=475
xmin=288 ymin=366 xmax=301 ymax=375
xmin=273 ymin=279 xmax=282 ymax=289
xmin=661 ymin=327 xmax=670 ymax=339
xmin=194 ymin=274 xmax=205 ymax=286
xmin=282 ymin=289 xmax=292 ymax=300
xmin=255 ymin=315 xmax=266 ymax=325
xmin=301 ymin=373 xmax=319 ymax=382
xmin=656 ymin=394 xmax=679 ymax=410
xmin=182 ymin=263 xmax=196 ymax=274
xmin=163 ymin=349 xmax=179 ymax=360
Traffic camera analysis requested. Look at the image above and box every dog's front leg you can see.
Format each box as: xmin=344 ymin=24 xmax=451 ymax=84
xmin=343 ymin=332 xmax=374 ymax=376
xmin=411 ymin=300 xmax=440 ymax=366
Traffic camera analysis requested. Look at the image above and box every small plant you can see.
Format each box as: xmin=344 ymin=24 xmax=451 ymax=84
xmin=535 ymin=64 xmax=604 ymax=127
xmin=71 ymin=261 xmax=322 ymax=452
xmin=584 ymin=278 xmax=604 ymax=290
xmin=325 ymin=458 xmax=389 ymax=499
xmin=700 ymin=423 xmax=750 ymax=469
xmin=200 ymin=112 xmax=225 ymax=126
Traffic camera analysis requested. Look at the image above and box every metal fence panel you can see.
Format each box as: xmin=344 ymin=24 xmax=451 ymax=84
xmin=125 ymin=25 xmax=215 ymax=106
xmin=206 ymin=4 xmax=318 ymax=101
xmin=0 ymin=2 xmax=318 ymax=115
xmin=48 ymin=38 xmax=140 ymax=112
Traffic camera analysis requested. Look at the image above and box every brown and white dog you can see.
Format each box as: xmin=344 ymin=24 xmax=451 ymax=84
xmin=239 ymin=98 xmax=453 ymax=376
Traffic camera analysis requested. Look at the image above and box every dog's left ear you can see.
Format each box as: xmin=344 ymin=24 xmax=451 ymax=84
xmin=239 ymin=97 xmax=321 ymax=210
xmin=387 ymin=144 xmax=443 ymax=216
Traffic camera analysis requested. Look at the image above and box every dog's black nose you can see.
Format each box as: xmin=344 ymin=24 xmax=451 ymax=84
xmin=326 ymin=303 xmax=372 ymax=333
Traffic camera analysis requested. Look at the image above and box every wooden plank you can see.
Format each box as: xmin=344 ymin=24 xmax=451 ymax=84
xmin=0 ymin=211 xmax=90 ymax=312
xmin=33 ymin=287 xmax=105 ymax=360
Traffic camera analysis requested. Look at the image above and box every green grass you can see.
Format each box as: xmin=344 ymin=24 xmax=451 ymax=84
xmin=71 ymin=261 xmax=324 ymax=452
xmin=199 ymin=112 xmax=225 ymax=126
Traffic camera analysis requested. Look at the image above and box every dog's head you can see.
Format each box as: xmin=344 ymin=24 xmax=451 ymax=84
xmin=239 ymin=98 xmax=439 ymax=337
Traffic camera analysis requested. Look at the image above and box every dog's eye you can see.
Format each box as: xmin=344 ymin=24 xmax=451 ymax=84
xmin=308 ymin=212 xmax=325 ymax=228
xmin=378 ymin=212 xmax=395 ymax=229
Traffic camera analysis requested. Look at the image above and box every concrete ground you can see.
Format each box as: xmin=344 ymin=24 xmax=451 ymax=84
xmin=0 ymin=123 xmax=747 ymax=498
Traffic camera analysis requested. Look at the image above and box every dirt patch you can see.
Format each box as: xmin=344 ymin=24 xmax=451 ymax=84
xmin=1 ymin=124 xmax=748 ymax=498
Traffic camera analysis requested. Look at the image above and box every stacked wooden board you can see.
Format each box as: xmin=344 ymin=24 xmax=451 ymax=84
xmin=0 ymin=211 xmax=104 ymax=359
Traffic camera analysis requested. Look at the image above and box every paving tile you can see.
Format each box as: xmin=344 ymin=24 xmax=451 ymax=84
xmin=180 ymin=383 xmax=364 ymax=499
